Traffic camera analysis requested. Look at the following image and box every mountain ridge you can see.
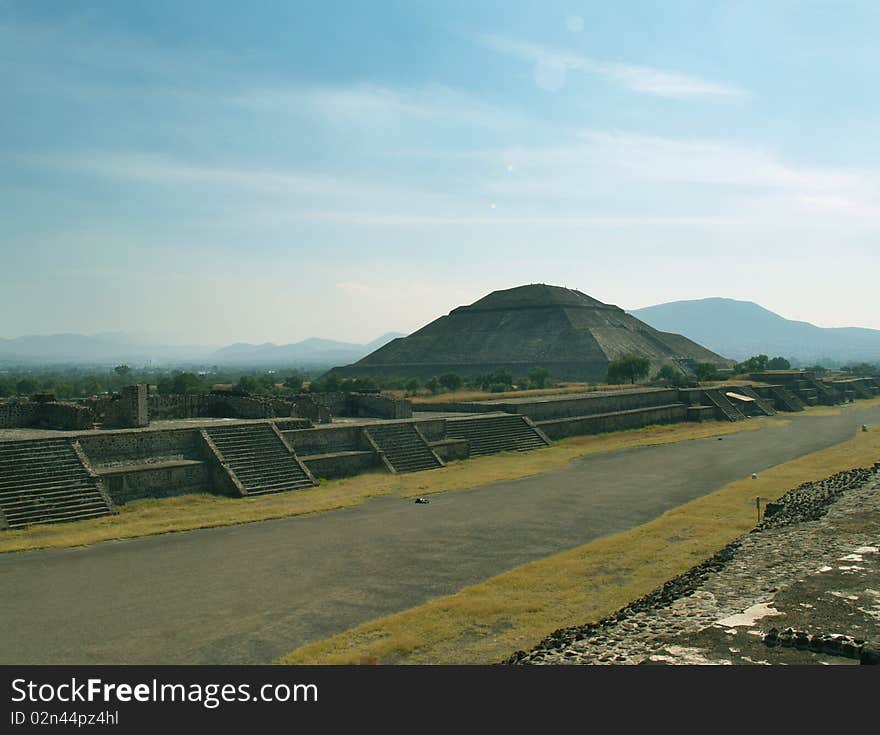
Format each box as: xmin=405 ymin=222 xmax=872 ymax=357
xmin=631 ymin=297 xmax=880 ymax=363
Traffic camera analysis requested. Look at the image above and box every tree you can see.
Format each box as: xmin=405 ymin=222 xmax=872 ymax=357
xmin=654 ymin=364 xmax=686 ymax=387
xmin=527 ymin=367 xmax=551 ymax=389
xmin=236 ymin=375 xmax=258 ymax=393
xmin=404 ymin=377 xmax=420 ymax=395
xmin=425 ymin=377 xmax=441 ymax=395
xmin=767 ymin=356 xmax=791 ymax=370
xmin=171 ymin=372 xmax=205 ymax=395
xmin=114 ymin=364 xmax=131 ymax=378
xmin=438 ymin=373 xmax=463 ymax=392
xmin=605 ymin=354 xmax=650 ymax=385
xmin=845 ymin=362 xmax=879 ymax=376
xmin=473 ymin=368 xmax=513 ymax=391
xmin=15 ymin=378 xmax=38 ymax=396
xmin=694 ymin=363 xmax=720 ymax=382
xmin=283 ymin=373 xmax=304 ymax=393
xmin=736 ymin=355 xmax=770 ymax=374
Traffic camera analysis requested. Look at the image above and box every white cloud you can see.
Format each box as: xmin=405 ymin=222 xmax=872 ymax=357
xmin=230 ymin=83 xmax=524 ymax=132
xmin=479 ymin=34 xmax=745 ymax=98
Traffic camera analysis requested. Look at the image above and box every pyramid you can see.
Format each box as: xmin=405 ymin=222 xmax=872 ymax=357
xmin=334 ymin=284 xmax=733 ymax=382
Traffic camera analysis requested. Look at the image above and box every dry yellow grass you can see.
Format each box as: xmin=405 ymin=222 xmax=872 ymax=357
xmin=278 ymin=423 xmax=880 ymax=665
xmin=0 ymin=419 xmax=773 ymax=554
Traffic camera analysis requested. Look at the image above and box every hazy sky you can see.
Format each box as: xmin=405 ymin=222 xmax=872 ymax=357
xmin=2 ymin=1 xmax=879 ymax=345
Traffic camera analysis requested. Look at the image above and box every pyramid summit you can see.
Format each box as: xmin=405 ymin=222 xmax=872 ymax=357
xmin=334 ymin=284 xmax=732 ymax=381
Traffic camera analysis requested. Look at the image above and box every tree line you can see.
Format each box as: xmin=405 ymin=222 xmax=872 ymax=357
xmin=1 ymin=356 xmax=875 ymax=402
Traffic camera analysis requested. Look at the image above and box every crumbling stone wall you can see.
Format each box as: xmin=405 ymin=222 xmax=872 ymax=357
xmin=301 ymin=392 xmax=412 ymax=421
xmin=97 ymin=384 xmax=149 ymax=429
xmin=0 ymin=400 xmax=38 ymax=428
xmin=347 ymin=393 xmax=412 ymax=419
xmin=0 ymin=398 xmax=92 ymax=430
xmin=146 ymin=393 xmax=296 ymax=421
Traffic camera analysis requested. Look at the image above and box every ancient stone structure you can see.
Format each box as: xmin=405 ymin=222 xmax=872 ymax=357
xmin=2 ymin=374 xmax=878 ymax=530
xmin=334 ymin=284 xmax=733 ymax=381
xmin=0 ymin=385 xmax=411 ymax=431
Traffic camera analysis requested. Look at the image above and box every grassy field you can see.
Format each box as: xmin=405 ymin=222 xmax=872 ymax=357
xmin=0 ymin=418 xmax=775 ymax=555
xmin=278 ymin=423 xmax=880 ymax=665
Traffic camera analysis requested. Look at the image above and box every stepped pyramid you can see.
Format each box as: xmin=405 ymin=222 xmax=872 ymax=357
xmin=334 ymin=284 xmax=732 ymax=382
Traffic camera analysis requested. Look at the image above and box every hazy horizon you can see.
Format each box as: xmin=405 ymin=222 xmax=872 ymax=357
xmin=4 ymin=2 xmax=880 ymax=344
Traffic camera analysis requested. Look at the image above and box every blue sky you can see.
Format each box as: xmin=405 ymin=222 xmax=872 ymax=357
xmin=2 ymin=0 xmax=879 ymax=344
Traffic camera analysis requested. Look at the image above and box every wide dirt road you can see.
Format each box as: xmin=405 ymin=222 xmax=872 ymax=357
xmin=2 ymin=405 xmax=879 ymax=664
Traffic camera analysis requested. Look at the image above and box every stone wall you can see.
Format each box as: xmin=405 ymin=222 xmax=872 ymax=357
xmin=536 ymin=404 xmax=687 ymax=439
xmin=100 ymin=384 xmax=149 ymax=428
xmin=147 ymin=393 xmax=296 ymax=421
xmin=0 ymin=399 xmax=92 ymax=430
xmin=348 ymin=393 xmax=412 ymax=419
xmin=99 ymin=462 xmax=210 ymax=504
xmin=0 ymin=400 xmax=38 ymax=428
xmin=282 ymin=425 xmax=366 ymax=456
xmin=32 ymin=402 xmax=94 ymax=430
xmin=302 ymin=451 xmax=380 ymax=480
xmin=414 ymin=389 xmax=679 ymax=422
xmin=496 ymin=389 xmax=680 ymax=422
xmin=306 ymin=392 xmax=411 ymax=420
xmin=430 ymin=438 xmax=469 ymax=462
xmin=411 ymin=418 xmax=446 ymax=442
xmin=78 ymin=428 xmax=202 ymax=465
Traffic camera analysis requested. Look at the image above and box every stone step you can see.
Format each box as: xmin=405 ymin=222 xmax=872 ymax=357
xmin=234 ymin=466 xmax=307 ymax=483
xmin=246 ymin=479 xmax=315 ymax=496
xmin=4 ymin=498 xmax=109 ymax=518
xmin=6 ymin=507 xmax=111 ymax=528
xmin=0 ymin=466 xmax=87 ymax=486
xmin=0 ymin=481 xmax=102 ymax=500
xmin=0 ymin=439 xmax=114 ymax=530
xmin=4 ymin=492 xmax=108 ymax=511
xmin=364 ymin=425 xmax=442 ymax=474
xmin=445 ymin=416 xmax=549 ymax=457
xmin=204 ymin=425 xmax=316 ymax=495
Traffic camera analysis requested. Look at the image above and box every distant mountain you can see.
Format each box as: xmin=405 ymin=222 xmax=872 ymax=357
xmin=631 ymin=298 xmax=880 ymax=363
xmin=0 ymin=331 xmax=406 ymax=368
xmin=0 ymin=333 xmax=214 ymax=365
xmin=209 ymin=333 xmax=406 ymax=366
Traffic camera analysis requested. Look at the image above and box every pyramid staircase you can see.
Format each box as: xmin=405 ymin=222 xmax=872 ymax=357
xmin=735 ymin=386 xmax=777 ymax=416
xmin=810 ymin=379 xmax=840 ymax=405
xmin=445 ymin=414 xmax=552 ymax=457
xmin=0 ymin=439 xmax=115 ymax=529
xmin=701 ymin=390 xmax=747 ymax=422
xmin=363 ymin=423 xmax=444 ymax=474
xmin=769 ymin=386 xmax=806 ymax=412
xmin=203 ymin=424 xmax=316 ymax=497
xmin=849 ymin=381 xmax=874 ymax=399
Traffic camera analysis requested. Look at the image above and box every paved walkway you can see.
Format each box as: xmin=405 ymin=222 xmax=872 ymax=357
xmin=2 ymin=405 xmax=879 ymax=664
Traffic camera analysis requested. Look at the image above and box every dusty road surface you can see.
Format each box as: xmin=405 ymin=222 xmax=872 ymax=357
xmin=2 ymin=404 xmax=879 ymax=664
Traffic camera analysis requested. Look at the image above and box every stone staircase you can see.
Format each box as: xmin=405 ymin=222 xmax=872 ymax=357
xmin=810 ymin=379 xmax=840 ymax=405
xmin=363 ymin=423 xmax=444 ymax=474
xmin=735 ymin=386 xmax=777 ymax=416
xmin=446 ymin=414 xmax=552 ymax=457
xmin=701 ymin=390 xmax=747 ymax=422
xmin=203 ymin=424 xmax=317 ymax=496
xmin=770 ymin=385 xmax=806 ymax=412
xmin=0 ymin=439 xmax=114 ymax=529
